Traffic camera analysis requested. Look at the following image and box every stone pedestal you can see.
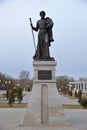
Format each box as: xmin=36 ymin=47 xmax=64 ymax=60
xmin=22 ymin=60 xmax=68 ymax=126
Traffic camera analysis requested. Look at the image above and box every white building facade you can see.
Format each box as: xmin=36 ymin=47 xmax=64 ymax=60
xmin=69 ymin=81 xmax=87 ymax=97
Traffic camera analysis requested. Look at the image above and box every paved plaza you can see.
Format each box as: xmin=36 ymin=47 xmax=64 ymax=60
xmin=0 ymin=91 xmax=87 ymax=130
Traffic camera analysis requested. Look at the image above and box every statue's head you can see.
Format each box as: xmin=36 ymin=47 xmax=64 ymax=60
xmin=40 ymin=11 xmax=46 ymax=17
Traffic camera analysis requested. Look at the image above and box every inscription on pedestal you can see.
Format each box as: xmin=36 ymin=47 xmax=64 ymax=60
xmin=38 ymin=70 xmax=52 ymax=80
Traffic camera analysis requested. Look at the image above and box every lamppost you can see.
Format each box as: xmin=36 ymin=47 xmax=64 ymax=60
xmin=5 ymin=81 xmax=7 ymax=89
xmin=0 ymin=80 xmax=1 ymax=84
xmin=8 ymin=81 xmax=11 ymax=84
xmin=5 ymin=81 xmax=7 ymax=84
xmin=8 ymin=81 xmax=11 ymax=89
xmin=17 ymin=83 xmax=20 ymax=87
xmin=5 ymin=81 xmax=11 ymax=90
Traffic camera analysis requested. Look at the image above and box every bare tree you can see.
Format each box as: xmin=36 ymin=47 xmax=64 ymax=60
xmin=79 ymin=77 xmax=87 ymax=81
xmin=56 ymin=75 xmax=75 ymax=94
xmin=19 ymin=71 xmax=30 ymax=80
xmin=19 ymin=71 xmax=31 ymax=89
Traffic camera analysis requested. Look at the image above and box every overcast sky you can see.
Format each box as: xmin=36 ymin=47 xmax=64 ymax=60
xmin=0 ymin=0 xmax=87 ymax=79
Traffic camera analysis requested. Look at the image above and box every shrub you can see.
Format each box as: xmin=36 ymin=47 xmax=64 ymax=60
xmin=8 ymin=88 xmax=15 ymax=106
xmin=6 ymin=89 xmax=9 ymax=100
xmin=78 ymin=90 xmax=82 ymax=103
xmin=75 ymin=91 xmax=78 ymax=97
xmin=78 ymin=90 xmax=82 ymax=99
xmin=80 ymin=98 xmax=87 ymax=108
xmin=17 ymin=87 xmax=23 ymax=104
xmin=68 ymin=90 xmax=72 ymax=96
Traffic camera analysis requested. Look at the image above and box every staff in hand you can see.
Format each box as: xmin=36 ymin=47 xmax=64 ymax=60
xmin=29 ymin=18 xmax=36 ymax=52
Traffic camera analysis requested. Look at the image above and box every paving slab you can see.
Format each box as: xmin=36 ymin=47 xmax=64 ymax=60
xmin=0 ymin=92 xmax=87 ymax=130
xmin=60 ymin=94 xmax=79 ymax=105
xmin=64 ymin=109 xmax=87 ymax=129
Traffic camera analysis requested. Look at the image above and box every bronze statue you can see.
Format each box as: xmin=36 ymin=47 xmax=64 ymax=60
xmin=30 ymin=11 xmax=54 ymax=60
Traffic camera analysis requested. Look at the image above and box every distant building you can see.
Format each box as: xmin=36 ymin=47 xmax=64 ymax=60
xmin=69 ymin=81 xmax=87 ymax=97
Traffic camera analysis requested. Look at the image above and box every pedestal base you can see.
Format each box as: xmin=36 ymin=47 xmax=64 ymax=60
xmin=22 ymin=85 xmax=68 ymax=126
xmin=22 ymin=61 xmax=68 ymax=126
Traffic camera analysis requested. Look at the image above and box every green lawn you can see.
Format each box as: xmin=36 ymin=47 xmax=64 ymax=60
xmin=62 ymin=104 xmax=87 ymax=109
xmin=0 ymin=102 xmax=28 ymax=108
xmin=0 ymin=93 xmax=27 ymax=108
